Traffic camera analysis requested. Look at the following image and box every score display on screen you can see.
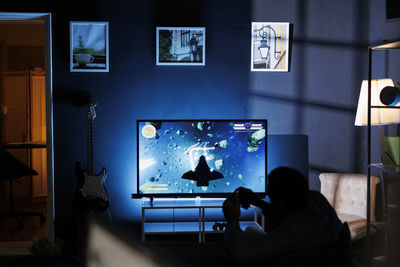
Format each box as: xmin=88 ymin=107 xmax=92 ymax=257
xmin=137 ymin=120 xmax=267 ymax=196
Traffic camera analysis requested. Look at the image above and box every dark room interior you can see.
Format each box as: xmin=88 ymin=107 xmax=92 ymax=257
xmin=0 ymin=0 xmax=400 ymax=266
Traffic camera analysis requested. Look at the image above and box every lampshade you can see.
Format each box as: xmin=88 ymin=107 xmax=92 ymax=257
xmin=354 ymin=79 xmax=400 ymax=126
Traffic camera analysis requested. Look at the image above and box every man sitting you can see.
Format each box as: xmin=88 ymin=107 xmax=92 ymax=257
xmin=223 ymin=167 xmax=352 ymax=265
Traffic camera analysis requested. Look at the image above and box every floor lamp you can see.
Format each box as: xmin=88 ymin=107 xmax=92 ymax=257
xmin=355 ymin=78 xmax=400 ymax=163
xmin=354 ymin=78 xmax=400 ymax=256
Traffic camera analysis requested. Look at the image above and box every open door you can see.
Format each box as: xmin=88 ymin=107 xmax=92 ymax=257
xmin=0 ymin=13 xmax=54 ymax=254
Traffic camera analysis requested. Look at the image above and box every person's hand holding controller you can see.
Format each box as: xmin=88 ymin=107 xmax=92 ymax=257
xmin=223 ymin=192 xmax=241 ymax=220
xmin=235 ymin=187 xmax=261 ymax=209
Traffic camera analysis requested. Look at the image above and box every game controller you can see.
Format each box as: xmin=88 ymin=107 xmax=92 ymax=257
xmin=212 ymin=222 xmax=227 ymax=231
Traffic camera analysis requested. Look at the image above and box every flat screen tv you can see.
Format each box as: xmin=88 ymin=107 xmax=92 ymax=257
xmin=135 ymin=120 xmax=267 ymax=197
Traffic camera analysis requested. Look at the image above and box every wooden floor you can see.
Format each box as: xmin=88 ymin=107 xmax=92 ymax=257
xmin=0 ymin=197 xmax=47 ymax=243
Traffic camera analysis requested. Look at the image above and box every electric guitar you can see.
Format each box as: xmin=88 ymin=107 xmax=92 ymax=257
xmin=74 ymin=102 xmax=109 ymax=212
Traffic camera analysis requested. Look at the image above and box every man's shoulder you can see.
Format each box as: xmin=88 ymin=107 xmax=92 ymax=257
xmin=309 ymin=189 xmax=324 ymax=196
xmin=307 ymin=190 xmax=339 ymax=218
xmin=309 ymin=190 xmax=329 ymax=202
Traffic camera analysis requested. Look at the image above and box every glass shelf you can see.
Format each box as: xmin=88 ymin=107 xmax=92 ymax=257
xmin=142 ymin=199 xmax=224 ymax=209
xmin=369 ymin=163 xmax=400 ymax=175
xmin=144 ymin=221 xmax=260 ymax=235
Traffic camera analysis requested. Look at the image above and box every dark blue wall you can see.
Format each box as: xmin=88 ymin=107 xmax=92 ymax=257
xmin=52 ymin=1 xmax=252 ymax=206
xmin=268 ymin=135 xmax=309 ymax=180
xmin=51 ymin=0 xmax=254 ymax=249
xmin=250 ymin=0 xmax=370 ymax=188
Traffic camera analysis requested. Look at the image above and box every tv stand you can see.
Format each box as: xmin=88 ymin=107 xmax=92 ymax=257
xmin=141 ymin=198 xmax=264 ymax=242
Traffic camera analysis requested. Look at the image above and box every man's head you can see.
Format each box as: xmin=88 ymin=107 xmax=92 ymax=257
xmin=267 ymin=167 xmax=309 ymax=215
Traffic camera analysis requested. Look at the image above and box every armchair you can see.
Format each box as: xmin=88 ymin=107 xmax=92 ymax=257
xmin=319 ymin=173 xmax=380 ymax=240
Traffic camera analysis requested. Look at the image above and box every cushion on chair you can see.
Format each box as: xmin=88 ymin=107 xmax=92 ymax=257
xmin=319 ymin=173 xmax=339 ymax=206
xmin=319 ymin=173 xmax=380 ymax=240
xmin=337 ymin=213 xmax=367 ymax=240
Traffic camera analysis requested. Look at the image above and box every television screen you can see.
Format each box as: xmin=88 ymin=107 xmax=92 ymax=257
xmin=137 ymin=120 xmax=267 ymax=196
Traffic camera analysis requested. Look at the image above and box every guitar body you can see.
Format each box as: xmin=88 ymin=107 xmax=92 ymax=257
xmin=81 ymin=167 xmax=109 ymax=202
xmin=74 ymin=162 xmax=109 ymax=212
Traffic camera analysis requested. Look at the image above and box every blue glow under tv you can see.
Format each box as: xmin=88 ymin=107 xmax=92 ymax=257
xmin=136 ymin=120 xmax=267 ymax=197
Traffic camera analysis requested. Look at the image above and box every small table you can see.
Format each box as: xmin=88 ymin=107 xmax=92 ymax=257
xmin=1 ymin=141 xmax=47 ymax=149
xmin=141 ymin=198 xmax=264 ymax=242
xmin=0 ymin=143 xmax=47 ymax=229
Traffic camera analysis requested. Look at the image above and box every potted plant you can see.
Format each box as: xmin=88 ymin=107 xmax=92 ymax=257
xmin=25 ymin=236 xmax=84 ymax=266
xmin=27 ymin=236 xmax=65 ymax=265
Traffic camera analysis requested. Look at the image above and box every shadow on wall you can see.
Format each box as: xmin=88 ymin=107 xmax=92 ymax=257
xmin=53 ymin=89 xmax=93 ymax=107
xmin=248 ymin=0 xmax=370 ymax=190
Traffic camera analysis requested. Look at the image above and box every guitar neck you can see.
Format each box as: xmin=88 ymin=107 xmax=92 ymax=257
xmin=88 ymin=120 xmax=93 ymax=175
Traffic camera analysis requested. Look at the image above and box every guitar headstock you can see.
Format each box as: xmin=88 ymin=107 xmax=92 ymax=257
xmin=87 ymin=102 xmax=97 ymax=122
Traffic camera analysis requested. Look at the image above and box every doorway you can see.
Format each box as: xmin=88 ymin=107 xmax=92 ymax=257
xmin=0 ymin=13 xmax=54 ymax=254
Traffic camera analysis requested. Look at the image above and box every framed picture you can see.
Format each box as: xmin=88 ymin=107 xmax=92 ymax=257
xmin=156 ymin=27 xmax=205 ymax=66
xmin=70 ymin=21 xmax=109 ymax=72
xmin=251 ymin=22 xmax=289 ymax=72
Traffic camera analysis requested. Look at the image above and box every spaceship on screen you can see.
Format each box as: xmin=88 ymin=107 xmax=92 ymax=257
xmin=182 ymin=155 xmax=224 ymax=186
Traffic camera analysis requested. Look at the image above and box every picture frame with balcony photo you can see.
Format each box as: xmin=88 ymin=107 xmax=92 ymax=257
xmin=70 ymin=21 xmax=109 ymax=72
xmin=156 ymin=27 xmax=205 ymax=66
xmin=251 ymin=22 xmax=289 ymax=72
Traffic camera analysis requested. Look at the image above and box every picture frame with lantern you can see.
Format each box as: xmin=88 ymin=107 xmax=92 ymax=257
xmin=251 ymin=22 xmax=289 ymax=72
